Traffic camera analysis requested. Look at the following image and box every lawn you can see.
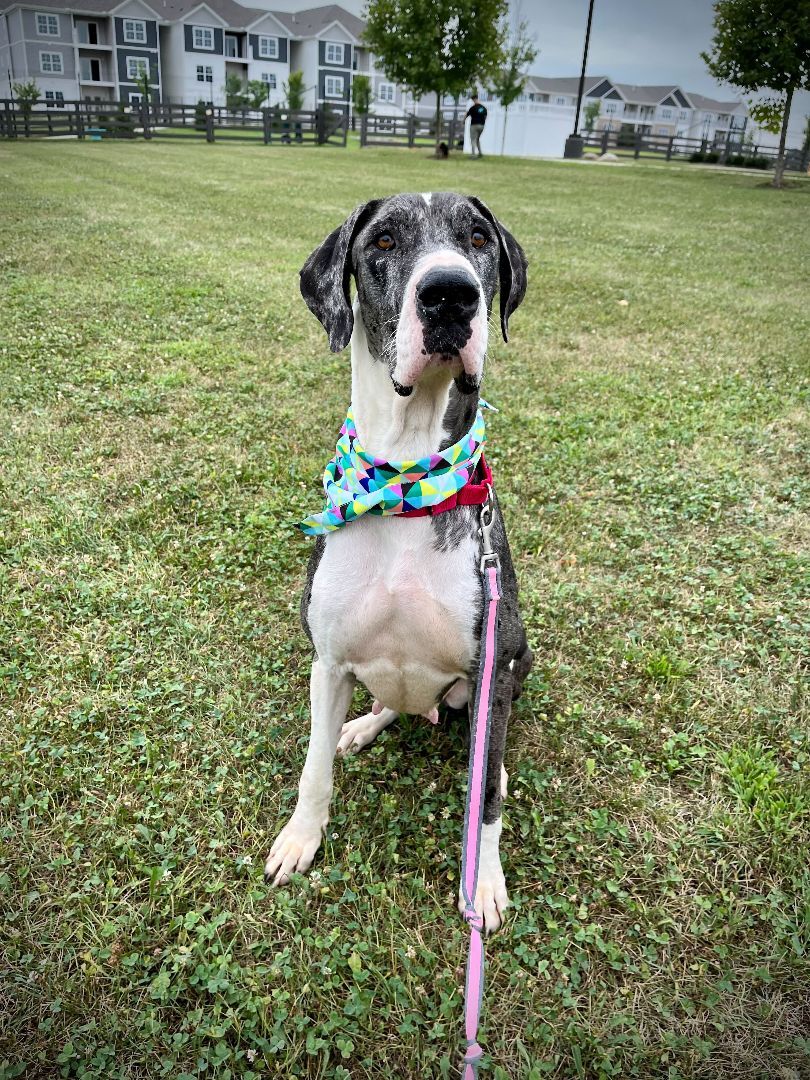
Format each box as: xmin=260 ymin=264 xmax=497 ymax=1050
xmin=0 ymin=141 xmax=808 ymax=1080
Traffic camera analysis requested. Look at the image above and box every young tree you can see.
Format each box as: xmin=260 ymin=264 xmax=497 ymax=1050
xmin=701 ymin=0 xmax=810 ymax=188
xmin=487 ymin=19 xmax=537 ymax=154
xmin=283 ymin=69 xmax=305 ymax=110
xmin=224 ymin=72 xmax=247 ymax=110
xmin=133 ymin=68 xmax=153 ymax=105
xmin=583 ymin=98 xmax=600 ymax=133
xmin=364 ymin=0 xmax=508 ymax=153
xmin=247 ymin=78 xmax=270 ymax=110
xmin=352 ymin=73 xmax=372 ymax=128
xmin=12 ymin=80 xmax=40 ymax=118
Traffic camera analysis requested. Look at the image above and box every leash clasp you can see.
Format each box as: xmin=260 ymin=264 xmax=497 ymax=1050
xmin=479 ymin=483 xmax=500 ymax=573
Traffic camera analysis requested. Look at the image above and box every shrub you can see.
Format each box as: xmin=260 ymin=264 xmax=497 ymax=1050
xmin=194 ymin=99 xmax=208 ymax=131
xmin=704 ymin=150 xmax=719 ymax=163
xmin=689 ymin=150 xmax=705 ymax=162
xmin=745 ymin=155 xmax=770 ymax=169
xmin=728 ymin=153 xmax=747 ymax=167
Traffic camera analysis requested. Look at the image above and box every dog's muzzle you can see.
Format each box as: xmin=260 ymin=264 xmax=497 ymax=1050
xmin=416 ymin=268 xmax=479 ymax=358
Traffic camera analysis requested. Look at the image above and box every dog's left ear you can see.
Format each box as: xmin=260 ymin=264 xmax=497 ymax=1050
xmin=469 ymin=197 xmax=528 ymax=342
xmin=299 ymin=200 xmax=383 ymax=352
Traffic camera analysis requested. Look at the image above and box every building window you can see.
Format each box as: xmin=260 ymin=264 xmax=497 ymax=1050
xmin=130 ymin=93 xmax=143 ymax=104
xmin=656 ymin=126 xmax=668 ymax=134
xmin=36 ymin=12 xmax=59 ymax=35
xmin=126 ymin=56 xmax=149 ymax=80
xmin=324 ymin=74 xmax=344 ymax=97
xmin=261 ymin=72 xmax=277 ymax=89
xmin=196 ymin=64 xmax=213 ymax=83
xmin=678 ymin=109 xmax=688 ymax=120
xmin=258 ymin=35 xmax=278 ymax=58
xmin=325 ymin=42 xmax=344 ymax=64
xmin=555 ymin=96 xmax=566 ymax=105
xmin=123 ymin=19 xmax=146 ymax=43
xmin=193 ymin=26 xmax=214 ymax=50
xmin=39 ymin=51 xmax=63 ymax=73
xmin=378 ymin=82 xmax=394 ymax=103
xmin=44 ymin=89 xmax=64 ymax=105
xmin=605 ymin=102 xmax=616 ymax=114
xmin=661 ymin=107 xmax=671 ymax=118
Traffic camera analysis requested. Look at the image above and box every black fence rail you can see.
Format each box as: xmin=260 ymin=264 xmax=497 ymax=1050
xmin=0 ymin=98 xmax=348 ymax=146
xmin=359 ymin=113 xmax=464 ymax=150
xmin=582 ymin=128 xmax=809 ymax=171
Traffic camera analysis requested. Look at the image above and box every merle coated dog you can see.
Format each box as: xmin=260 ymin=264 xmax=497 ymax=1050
xmin=264 ymin=192 xmax=532 ymax=933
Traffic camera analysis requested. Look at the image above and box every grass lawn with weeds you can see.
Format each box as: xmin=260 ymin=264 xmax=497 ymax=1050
xmin=1 ymin=142 xmax=809 ymax=1080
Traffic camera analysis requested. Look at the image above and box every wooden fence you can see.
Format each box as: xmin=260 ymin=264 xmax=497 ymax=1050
xmin=582 ymin=127 xmax=809 ymax=171
xmin=0 ymin=98 xmax=348 ymax=145
xmin=359 ymin=113 xmax=464 ymax=150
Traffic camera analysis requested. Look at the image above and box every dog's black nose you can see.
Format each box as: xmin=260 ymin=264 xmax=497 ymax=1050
xmin=416 ymin=268 xmax=480 ymax=324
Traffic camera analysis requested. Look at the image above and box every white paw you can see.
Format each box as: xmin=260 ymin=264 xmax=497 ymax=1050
xmin=457 ymin=821 xmax=509 ymax=934
xmin=501 ymin=765 xmax=508 ymax=799
xmin=337 ymin=709 xmax=394 ymax=755
xmin=458 ymin=867 xmax=510 ymax=935
xmin=264 ymin=815 xmax=324 ymax=886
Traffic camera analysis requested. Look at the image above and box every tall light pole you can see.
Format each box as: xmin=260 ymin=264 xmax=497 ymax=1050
xmin=564 ymin=0 xmax=596 ymax=158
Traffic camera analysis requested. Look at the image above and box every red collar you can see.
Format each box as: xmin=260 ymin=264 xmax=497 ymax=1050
xmin=400 ymin=455 xmax=492 ymax=518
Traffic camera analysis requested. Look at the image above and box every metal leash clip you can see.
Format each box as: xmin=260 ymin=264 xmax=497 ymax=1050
xmin=479 ymin=483 xmax=500 ymax=573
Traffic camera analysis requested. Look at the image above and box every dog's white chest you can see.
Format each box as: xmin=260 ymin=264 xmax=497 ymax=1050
xmin=308 ymin=516 xmax=479 ymax=715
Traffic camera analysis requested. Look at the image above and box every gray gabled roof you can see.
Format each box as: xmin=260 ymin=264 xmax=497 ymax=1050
xmin=685 ymin=91 xmax=744 ymax=112
xmin=610 ymin=83 xmax=682 ymax=105
xmin=524 ymin=74 xmax=608 ymax=96
xmin=272 ymin=4 xmax=365 ymax=42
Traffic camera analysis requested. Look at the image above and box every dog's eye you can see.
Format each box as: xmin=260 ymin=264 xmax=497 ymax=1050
xmin=375 ymin=233 xmax=396 ymax=251
xmin=471 ymin=229 xmax=488 ymax=249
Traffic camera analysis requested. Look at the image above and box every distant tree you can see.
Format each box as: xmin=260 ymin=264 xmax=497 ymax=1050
xmin=284 ymin=70 xmax=306 ymax=110
xmin=194 ymin=99 xmax=209 ymax=131
xmin=224 ymin=72 xmax=247 ymax=110
xmin=352 ymin=73 xmax=372 ymax=125
xmin=583 ymin=98 xmax=601 ymax=133
xmin=364 ymin=0 xmax=508 ymax=154
xmin=133 ymin=68 xmax=154 ymax=105
xmin=246 ymin=78 xmax=270 ymax=109
xmin=12 ymin=80 xmax=39 ymax=117
xmin=487 ymin=19 xmax=537 ymax=154
xmin=701 ymin=0 xmax=810 ymax=188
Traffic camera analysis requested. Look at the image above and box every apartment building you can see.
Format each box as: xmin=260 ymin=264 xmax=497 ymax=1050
xmin=505 ymin=74 xmax=747 ymax=142
xmin=0 ymin=0 xmax=360 ymax=109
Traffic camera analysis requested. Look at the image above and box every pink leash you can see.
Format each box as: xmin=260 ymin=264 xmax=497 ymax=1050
xmin=460 ymin=488 xmax=500 ymax=1078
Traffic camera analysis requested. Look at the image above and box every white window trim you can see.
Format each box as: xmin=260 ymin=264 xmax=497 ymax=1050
xmin=193 ymin=25 xmax=215 ymax=50
xmin=126 ymin=55 xmax=150 ymax=80
xmin=378 ymin=82 xmax=394 ymax=102
xmin=324 ymin=41 xmax=344 ymax=65
xmin=123 ymin=19 xmax=146 ymax=43
xmin=39 ymin=50 xmax=63 ymax=73
xmin=324 ymin=74 xmax=344 ymax=97
xmin=36 ymin=12 xmax=59 ymax=36
xmin=258 ymin=35 xmax=278 ymax=59
xmin=261 ymin=71 xmax=277 ymax=88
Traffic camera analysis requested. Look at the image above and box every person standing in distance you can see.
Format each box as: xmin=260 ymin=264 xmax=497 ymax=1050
xmin=466 ymin=94 xmax=487 ymax=157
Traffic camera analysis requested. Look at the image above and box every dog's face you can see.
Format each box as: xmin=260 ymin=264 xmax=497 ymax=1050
xmin=299 ymin=192 xmax=527 ymax=396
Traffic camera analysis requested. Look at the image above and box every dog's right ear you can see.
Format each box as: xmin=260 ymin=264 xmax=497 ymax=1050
xmin=299 ymin=200 xmax=382 ymax=352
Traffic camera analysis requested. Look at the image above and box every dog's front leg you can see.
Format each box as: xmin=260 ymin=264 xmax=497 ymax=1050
xmin=265 ymin=658 xmax=355 ymax=886
xmin=459 ymin=666 xmax=513 ymax=934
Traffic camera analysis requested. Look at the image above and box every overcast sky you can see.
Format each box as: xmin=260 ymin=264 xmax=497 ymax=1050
xmin=271 ymin=0 xmax=808 ymax=144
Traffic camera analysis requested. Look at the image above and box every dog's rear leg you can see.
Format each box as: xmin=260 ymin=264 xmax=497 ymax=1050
xmin=337 ymin=705 xmax=397 ymax=755
xmin=510 ymin=626 xmax=533 ymax=701
xmin=265 ymin=659 xmax=354 ymax=886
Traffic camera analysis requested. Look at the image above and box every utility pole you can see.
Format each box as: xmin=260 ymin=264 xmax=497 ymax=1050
xmin=564 ymin=0 xmax=596 ymax=158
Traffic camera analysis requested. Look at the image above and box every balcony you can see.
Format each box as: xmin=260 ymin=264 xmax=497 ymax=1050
xmin=79 ymin=58 xmax=114 ymax=85
xmin=224 ymin=34 xmax=247 ymax=61
xmin=74 ymin=19 xmax=111 ymax=48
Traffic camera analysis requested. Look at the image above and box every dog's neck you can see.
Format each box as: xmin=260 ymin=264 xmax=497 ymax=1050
xmin=349 ymin=309 xmax=478 ymax=461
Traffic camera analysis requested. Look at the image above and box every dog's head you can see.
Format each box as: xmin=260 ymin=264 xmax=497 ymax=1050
xmin=299 ymin=192 xmax=527 ymax=396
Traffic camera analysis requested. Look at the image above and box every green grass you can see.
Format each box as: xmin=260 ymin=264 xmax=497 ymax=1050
xmin=0 ymin=141 xmax=809 ymax=1080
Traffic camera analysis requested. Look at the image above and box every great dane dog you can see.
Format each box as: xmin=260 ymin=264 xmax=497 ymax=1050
xmin=264 ymin=192 xmax=532 ymax=933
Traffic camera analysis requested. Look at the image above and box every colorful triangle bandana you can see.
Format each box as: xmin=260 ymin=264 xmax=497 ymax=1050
xmin=299 ymin=406 xmax=489 ymax=535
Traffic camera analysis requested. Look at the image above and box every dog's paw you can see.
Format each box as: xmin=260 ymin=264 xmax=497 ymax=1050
xmin=458 ymin=868 xmax=510 ymax=935
xmin=337 ymin=710 xmax=393 ymax=755
xmin=457 ymin=821 xmax=509 ymax=934
xmin=264 ymin=815 xmax=324 ymax=886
